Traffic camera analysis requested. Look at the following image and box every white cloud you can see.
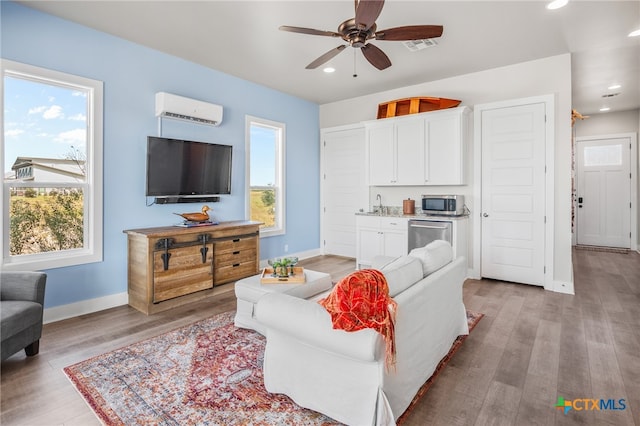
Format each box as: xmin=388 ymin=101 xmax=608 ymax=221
xmin=68 ymin=113 xmax=86 ymax=122
xmin=28 ymin=104 xmax=64 ymax=119
xmin=54 ymin=128 xmax=86 ymax=145
xmin=43 ymin=105 xmax=64 ymax=120
xmin=28 ymin=106 xmax=47 ymax=115
xmin=5 ymin=129 xmax=25 ymax=137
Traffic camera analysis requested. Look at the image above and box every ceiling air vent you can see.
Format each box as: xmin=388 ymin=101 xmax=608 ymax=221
xmin=402 ymin=39 xmax=438 ymax=52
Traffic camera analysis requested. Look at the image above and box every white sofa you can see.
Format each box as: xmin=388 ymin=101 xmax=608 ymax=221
xmin=255 ymin=245 xmax=468 ymax=426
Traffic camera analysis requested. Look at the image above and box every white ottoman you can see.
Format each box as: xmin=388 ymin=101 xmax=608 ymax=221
xmin=234 ymin=269 xmax=332 ymax=335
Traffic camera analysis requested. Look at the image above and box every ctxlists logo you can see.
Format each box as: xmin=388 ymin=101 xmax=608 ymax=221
xmin=555 ymin=396 xmax=627 ymax=414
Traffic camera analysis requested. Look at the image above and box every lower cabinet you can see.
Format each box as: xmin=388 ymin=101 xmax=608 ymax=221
xmin=356 ymin=216 xmax=408 ymax=269
xmin=124 ymin=220 xmax=260 ymax=315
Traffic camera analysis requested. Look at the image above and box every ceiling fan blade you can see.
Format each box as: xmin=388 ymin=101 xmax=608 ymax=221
xmin=375 ymin=25 xmax=444 ymax=41
xmin=306 ymin=45 xmax=347 ymax=69
xmin=279 ymin=25 xmax=341 ymax=38
xmin=355 ymin=0 xmax=385 ymax=30
xmin=361 ymin=43 xmax=391 ymax=70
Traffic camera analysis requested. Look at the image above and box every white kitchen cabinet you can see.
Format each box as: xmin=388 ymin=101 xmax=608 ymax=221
xmin=365 ymin=106 xmax=470 ymax=186
xmin=367 ymin=116 xmax=425 ymax=186
xmin=356 ymin=216 xmax=408 ymax=268
xmin=424 ymin=107 xmax=471 ymax=185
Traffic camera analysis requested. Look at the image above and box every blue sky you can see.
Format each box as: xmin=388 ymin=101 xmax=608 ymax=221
xmin=3 ymin=75 xmax=87 ymax=173
xmin=249 ymin=124 xmax=276 ymax=187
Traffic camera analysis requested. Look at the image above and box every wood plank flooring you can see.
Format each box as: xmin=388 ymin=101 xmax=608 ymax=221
xmin=1 ymin=250 xmax=638 ymax=425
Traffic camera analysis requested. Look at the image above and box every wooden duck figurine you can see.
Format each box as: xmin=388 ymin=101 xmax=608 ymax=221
xmin=174 ymin=205 xmax=212 ymax=222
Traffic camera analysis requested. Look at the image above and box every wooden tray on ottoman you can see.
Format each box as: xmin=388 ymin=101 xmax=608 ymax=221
xmin=260 ymin=267 xmax=306 ymax=284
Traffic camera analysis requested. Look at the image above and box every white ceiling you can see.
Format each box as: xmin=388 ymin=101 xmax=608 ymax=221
xmin=17 ymin=0 xmax=640 ymax=115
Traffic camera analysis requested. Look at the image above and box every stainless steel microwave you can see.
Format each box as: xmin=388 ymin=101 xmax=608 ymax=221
xmin=421 ymin=195 xmax=465 ymax=216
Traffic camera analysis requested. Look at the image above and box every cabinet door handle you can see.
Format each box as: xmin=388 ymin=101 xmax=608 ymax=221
xmin=200 ymin=247 xmax=209 ymax=264
xmin=233 ymin=238 xmax=240 ymax=242
xmin=233 ymin=251 xmax=240 ymax=255
xmin=233 ymin=263 xmax=240 ymax=267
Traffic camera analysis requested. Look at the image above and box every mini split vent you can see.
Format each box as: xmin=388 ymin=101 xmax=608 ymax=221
xmin=402 ymin=38 xmax=438 ymax=52
xmin=155 ymin=92 xmax=223 ymax=126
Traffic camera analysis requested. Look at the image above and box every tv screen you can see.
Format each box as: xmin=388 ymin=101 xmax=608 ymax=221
xmin=146 ymin=136 xmax=232 ymax=197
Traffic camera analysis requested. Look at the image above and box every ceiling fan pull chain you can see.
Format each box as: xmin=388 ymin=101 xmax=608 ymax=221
xmin=353 ymin=50 xmax=358 ymax=78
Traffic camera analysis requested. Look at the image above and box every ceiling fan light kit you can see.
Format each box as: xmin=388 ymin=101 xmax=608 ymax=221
xmin=280 ymin=0 xmax=444 ymax=71
xmin=546 ymin=0 xmax=569 ymax=10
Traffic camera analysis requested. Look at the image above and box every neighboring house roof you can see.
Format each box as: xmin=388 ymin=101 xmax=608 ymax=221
xmin=10 ymin=156 xmax=86 ymax=180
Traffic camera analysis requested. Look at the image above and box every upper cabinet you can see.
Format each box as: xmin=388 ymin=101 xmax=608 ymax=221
xmin=365 ymin=106 xmax=471 ymax=186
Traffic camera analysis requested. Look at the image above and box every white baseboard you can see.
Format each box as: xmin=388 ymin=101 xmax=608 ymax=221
xmin=259 ymin=248 xmax=322 ymax=268
xmin=550 ymin=280 xmax=574 ymax=295
xmin=43 ymin=292 xmax=128 ymax=324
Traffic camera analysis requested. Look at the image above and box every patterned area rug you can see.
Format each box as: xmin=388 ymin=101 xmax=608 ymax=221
xmin=64 ymin=310 xmax=483 ymax=425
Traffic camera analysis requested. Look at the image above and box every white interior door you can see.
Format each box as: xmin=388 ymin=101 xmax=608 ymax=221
xmin=321 ymin=126 xmax=367 ymax=257
xmin=576 ymin=137 xmax=631 ymax=248
xmin=481 ymin=102 xmax=546 ymax=286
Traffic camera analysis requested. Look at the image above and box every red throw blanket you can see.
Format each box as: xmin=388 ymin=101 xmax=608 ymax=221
xmin=319 ymin=269 xmax=397 ymax=370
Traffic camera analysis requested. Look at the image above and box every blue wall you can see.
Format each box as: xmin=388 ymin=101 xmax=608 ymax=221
xmin=1 ymin=2 xmax=321 ymax=308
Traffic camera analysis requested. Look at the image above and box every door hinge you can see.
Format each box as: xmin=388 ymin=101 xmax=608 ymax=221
xmin=544 ymin=266 xmax=546 ymax=274
xmin=544 ymin=215 xmax=547 ymax=223
xmin=324 ymin=140 xmax=326 ymax=147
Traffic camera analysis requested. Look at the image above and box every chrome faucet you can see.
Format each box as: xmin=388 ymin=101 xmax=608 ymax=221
xmin=376 ymin=194 xmax=383 ymax=214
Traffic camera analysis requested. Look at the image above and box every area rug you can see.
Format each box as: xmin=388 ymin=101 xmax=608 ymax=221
xmin=64 ymin=309 xmax=482 ymax=425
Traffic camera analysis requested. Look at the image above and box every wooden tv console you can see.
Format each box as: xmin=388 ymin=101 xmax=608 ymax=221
xmin=123 ymin=220 xmax=261 ymax=315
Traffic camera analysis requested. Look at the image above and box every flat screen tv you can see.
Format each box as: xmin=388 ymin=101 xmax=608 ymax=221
xmin=146 ymin=136 xmax=232 ymax=198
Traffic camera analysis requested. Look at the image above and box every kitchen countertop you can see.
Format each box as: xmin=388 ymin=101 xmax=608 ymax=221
xmin=355 ymin=211 xmax=470 ymax=221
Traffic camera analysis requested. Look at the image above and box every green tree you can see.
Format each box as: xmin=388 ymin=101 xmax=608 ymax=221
xmin=9 ymin=199 xmax=40 ymax=255
xmin=261 ymin=187 xmax=275 ymax=207
xmin=43 ymin=191 xmax=83 ymax=250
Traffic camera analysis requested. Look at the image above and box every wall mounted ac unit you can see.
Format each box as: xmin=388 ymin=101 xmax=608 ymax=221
xmin=155 ymin=92 xmax=223 ymax=126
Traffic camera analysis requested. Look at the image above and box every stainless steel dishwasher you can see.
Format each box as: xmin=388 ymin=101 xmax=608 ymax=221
xmin=408 ymin=220 xmax=452 ymax=251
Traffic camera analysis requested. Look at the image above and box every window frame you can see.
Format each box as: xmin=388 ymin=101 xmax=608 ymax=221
xmin=1 ymin=59 xmax=103 ymax=271
xmin=245 ymin=115 xmax=286 ymax=238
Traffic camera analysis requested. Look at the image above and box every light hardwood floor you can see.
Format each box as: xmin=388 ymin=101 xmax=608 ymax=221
xmin=1 ymin=250 xmax=638 ymax=425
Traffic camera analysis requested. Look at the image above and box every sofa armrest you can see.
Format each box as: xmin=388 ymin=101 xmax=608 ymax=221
xmin=0 ymin=272 xmax=47 ymax=304
xmin=255 ymin=292 xmax=383 ymax=362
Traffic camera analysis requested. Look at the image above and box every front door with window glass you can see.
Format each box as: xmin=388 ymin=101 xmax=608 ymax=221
xmin=576 ymin=137 xmax=631 ymax=248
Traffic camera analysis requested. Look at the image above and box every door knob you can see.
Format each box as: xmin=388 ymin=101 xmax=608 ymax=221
xmin=483 ymin=213 xmax=489 ymax=217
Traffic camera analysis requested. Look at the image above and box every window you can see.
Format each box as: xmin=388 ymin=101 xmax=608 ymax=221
xmin=245 ymin=116 xmax=285 ymax=237
xmin=1 ymin=59 xmax=103 ymax=270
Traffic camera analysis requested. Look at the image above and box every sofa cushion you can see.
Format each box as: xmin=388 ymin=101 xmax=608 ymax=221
xmin=1 ymin=301 xmax=42 ymax=339
xmin=409 ymin=240 xmax=453 ymax=277
xmin=379 ymin=255 xmax=423 ymax=297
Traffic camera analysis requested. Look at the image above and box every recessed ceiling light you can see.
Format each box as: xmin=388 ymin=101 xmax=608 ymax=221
xmin=629 ymin=29 xmax=640 ymax=37
xmin=608 ymin=84 xmax=621 ymax=90
xmin=546 ymin=0 xmax=568 ymax=10
xmin=599 ymin=107 xmax=611 ymax=112
xmin=323 ymin=67 xmax=336 ymax=73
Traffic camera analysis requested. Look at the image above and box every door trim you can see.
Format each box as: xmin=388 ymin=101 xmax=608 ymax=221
xmin=320 ymin=123 xmax=367 ymax=256
xmin=472 ymin=94 xmax=555 ymax=291
xmin=574 ymin=132 xmax=638 ymax=251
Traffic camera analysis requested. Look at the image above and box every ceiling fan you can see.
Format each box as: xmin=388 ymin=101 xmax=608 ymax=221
xmin=279 ymin=0 xmax=443 ymax=71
